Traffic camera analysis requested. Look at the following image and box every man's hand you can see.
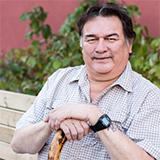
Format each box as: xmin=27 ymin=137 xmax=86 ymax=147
xmin=60 ymin=119 xmax=91 ymax=142
xmin=44 ymin=103 xmax=103 ymax=131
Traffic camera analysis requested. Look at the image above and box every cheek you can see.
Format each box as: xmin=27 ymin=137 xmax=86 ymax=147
xmin=112 ymin=43 xmax=129 ymax=57
xmin=82 ymin=48 xmax=88 ymax=63
xmin=82 ymin=45 xmax=93 ymax=58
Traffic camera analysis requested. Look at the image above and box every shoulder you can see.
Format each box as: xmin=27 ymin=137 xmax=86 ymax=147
xmin=47 ymin=65 xmax=85 ymax=84
xmin=132 ymin=70 xmax=160 ymax=99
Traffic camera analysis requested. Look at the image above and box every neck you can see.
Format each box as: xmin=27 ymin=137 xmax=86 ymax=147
xmin=87 ymin=70 xmax=120 ymax=85
xmin=88 ymin=73 xmax=120 ymax=102
xmin=88 ymin=74 xmax=119 ymax=83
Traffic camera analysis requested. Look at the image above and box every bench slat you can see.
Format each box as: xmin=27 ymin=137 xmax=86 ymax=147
xmin=0 ymin=141 xmax=37 ymax=160
xmin=0 ymin=90 xmax=36 ymax=111
xmin=0 ymin=107 xmax=23 ymax=127
xmin=0 ymin=124 xmax=14 ymax=144
xmin=0 ymin=90 xmax=38 ymax=159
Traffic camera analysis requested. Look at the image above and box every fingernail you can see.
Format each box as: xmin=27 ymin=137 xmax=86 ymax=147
xmin=70 ymin=140 xmax=73 ymax=143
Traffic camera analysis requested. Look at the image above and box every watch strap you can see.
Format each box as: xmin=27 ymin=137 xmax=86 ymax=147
xmin=90 ymin=114 xmax=111 ymax=132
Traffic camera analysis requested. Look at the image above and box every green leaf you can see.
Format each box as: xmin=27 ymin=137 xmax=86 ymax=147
xmin=155 ymin=65 xmax=160 ymax=78
xmin=26 ymin=57 xmax=37 ymax=68
xmin=148 ymin=68 xmax=156 ymax=75
xmin=25 ymin=31 xmax=34 ymax=40
xmin=30 ymin=21 xmax=39 ymax=31
xmin=150 ymin=38 xmax=160 ymax=51
xmin=31 ymin=40 xmax=41 ymax=48
xmin=138 ymin=44 xmax=149 ymax=56
xmin=54 ymin=40 xmax=61 ymax=51
xmin=20 ymin=12 xmax=29 ymax=21
xmin=134 ymin=58 xmax=143 ymax=68
xmin=126 ymin=4 xmax=141 ymax=18
xmin=149 ymin=53 xmax=158 ymax=66
xmin=0 ymin=81 xmax=7 ymax=88
xmin=53 ymin=59 xmax=62 ymax=69
xmin=21 ymin=81 xmax=31 ymax=93
xmin=40 ymin=12 xmax=48 ymax=22
xmin=41 ymin=25 xmax=52 ymax=39
xmin=62 ymin=57 xmax=70 ymax=67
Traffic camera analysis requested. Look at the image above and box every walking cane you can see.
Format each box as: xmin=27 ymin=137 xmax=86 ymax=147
xmin=48 ymin=129 xmax=67 ymax=160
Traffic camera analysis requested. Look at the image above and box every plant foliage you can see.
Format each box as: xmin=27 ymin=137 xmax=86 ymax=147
xmin=0 ymin=0 xmax=160 ymax=95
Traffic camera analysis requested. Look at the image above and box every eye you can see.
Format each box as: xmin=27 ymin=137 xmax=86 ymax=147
xmin=106 ymin=37 xmax=117 ymax=42
xmin=86 ymin=38 xmax=98 ymax=44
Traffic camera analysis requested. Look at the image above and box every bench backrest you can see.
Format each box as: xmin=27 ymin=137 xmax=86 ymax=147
xmin=0 ymin=90 xmax=38 ymax=160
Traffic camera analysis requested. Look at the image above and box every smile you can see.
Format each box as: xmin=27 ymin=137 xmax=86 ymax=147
xmin=91 ymin=56 xmax=113 ymax=60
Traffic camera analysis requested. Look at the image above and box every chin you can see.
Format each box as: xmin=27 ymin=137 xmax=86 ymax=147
xmin=95 ymin=69 xmax=111 ymax=74
xmin=94 ymin=66 xmax=112 ymax=74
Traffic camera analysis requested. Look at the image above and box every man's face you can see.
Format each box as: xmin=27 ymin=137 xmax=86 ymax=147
xmin=81 ymin=16 xmax=132 ymax=81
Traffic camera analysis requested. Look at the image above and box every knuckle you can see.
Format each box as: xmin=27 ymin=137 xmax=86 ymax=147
xmin=78 ymin=136 xmax=83 ymax=140
xmin=56 ymin=116 xmax=61 ymax=122
xmin=65 ymin=130 xmax=70 ymax=136
xmin=78 ymin=128 xmax=84 ymax=135
xmin=72 ymin=132 xmax=77 ymax=139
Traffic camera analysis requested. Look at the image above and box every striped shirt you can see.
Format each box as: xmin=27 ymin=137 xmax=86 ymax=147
xmin=16 ymin=61 xmax=160 ymax=160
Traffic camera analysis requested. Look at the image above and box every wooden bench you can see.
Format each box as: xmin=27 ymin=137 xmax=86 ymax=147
xmin=0 ymin=90 xmax=38 ymax=160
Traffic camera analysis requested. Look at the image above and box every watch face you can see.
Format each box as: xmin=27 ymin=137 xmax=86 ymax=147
xmin=102 ymin=117 xmax=110 ymax=127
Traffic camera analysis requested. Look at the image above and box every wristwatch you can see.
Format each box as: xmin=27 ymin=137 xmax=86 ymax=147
xmin=90 ymin=114 xmax=111 ymax=132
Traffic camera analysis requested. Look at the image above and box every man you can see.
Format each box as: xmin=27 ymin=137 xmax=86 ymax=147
xmin=11 ymin=2 xmax=160 ymax=160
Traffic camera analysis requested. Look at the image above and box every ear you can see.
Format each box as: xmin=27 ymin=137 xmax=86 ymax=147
xmin=128 ymin=43 xmax=133 ymax=54
xmin=128 ymin=38 xmax=134 ymax=54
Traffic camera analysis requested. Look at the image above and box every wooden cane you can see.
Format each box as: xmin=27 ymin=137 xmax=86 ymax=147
xmin=48 ymin=129 xmax=67 ymax=160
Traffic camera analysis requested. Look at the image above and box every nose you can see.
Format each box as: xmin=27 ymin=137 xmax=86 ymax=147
xmin=95 ymin=38 xmax=108 ymax=53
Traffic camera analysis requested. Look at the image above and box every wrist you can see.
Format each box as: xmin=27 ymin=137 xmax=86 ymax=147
xmin=88 ymin=105 xmax=103 ymax=125
xmin=43 ymin=121 xmax=53 ymax=134
xmin=90 ymin=114 xmax=112 ymax=132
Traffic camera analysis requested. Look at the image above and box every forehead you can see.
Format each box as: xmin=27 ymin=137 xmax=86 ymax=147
xmin=82 ymin=16 xmax=124 ymax=37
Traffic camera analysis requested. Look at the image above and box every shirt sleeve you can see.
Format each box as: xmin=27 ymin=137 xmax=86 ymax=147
xmin=126 ymin=88 xmax=160 ymax=159
xmin=16 ymin=79 xmax=49 ymax=130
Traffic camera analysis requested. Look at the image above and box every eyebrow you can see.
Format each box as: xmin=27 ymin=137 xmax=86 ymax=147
xmin=85 ymin=33 xmax=119 ymax=39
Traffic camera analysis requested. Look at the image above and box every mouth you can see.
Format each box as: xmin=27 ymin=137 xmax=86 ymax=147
xmin=91 ymin=56 xmax=113 ymax=60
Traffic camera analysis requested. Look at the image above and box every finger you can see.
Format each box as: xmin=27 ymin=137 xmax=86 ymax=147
xmin=72 ymin=120 xmax=85 ymax=140
xmin=47 ymin=109 xmax=64 ymax=131
xmin=61 ymin=120 xmax=78 ymax=141
xmin=54 ymin=115 xmax=64 ymax=131
xmin=80 ymin=121 xmax=90 ymax=136
xmin=66 ymin=120 xmax=78 ymax=141
xmin=48 ymin=114 xmax=57 ymax=131
xmin=89 ymin=127 xmax=92 ymax=133
xmin=60 ymin=122 xmax=73 ymax=142
xmin=48 ymin=119 xmax=54 ymax=132
xmin=44 ymin=115 xmax=49 ymax=122
xmin=44 ymin=109 xmax=56 ymax=123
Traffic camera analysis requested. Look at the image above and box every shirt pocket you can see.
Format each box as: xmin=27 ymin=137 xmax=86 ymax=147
xmin=81 ymin=132 xmax=99 ymax=147
xmin=79 ymin=132 xmax=106 ymax=160
xmin=108 ymin=107 xmax=129 ymax=132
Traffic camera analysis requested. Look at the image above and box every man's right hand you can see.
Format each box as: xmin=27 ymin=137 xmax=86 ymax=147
xmin=59 ymin=119 xmax=92 ymax=142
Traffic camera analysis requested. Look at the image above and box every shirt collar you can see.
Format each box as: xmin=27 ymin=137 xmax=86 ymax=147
xmin=69 ymin=65 xmax=87 ymax=84
xmin=69 ymin=61 xmax=134 ymax=93
xmin=111 ymin=61 xmax=134 ymax=92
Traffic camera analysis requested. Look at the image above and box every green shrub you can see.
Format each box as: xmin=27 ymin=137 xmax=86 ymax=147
xmin=0 ymin=0 xmax=160 ymax=95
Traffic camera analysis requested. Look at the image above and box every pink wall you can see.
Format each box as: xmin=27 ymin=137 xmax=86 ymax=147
xmin=122 ymin=0 xmax=160 ymax=38
xmin=0 ymin=0 xmax=80 ymax=56
xmin=0 ymin=0 xmax=160 ymax=57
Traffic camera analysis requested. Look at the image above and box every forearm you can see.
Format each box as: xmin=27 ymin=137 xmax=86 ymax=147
xmin=11 ymin=121 xmax=52 ymax=154
xmin=88 ymin=108 xmax=154 ymax=160
xmin=44 ymin=103 xmax=154 ymax=159
xmin=97 ymin=124 xmax=154 ymax=160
